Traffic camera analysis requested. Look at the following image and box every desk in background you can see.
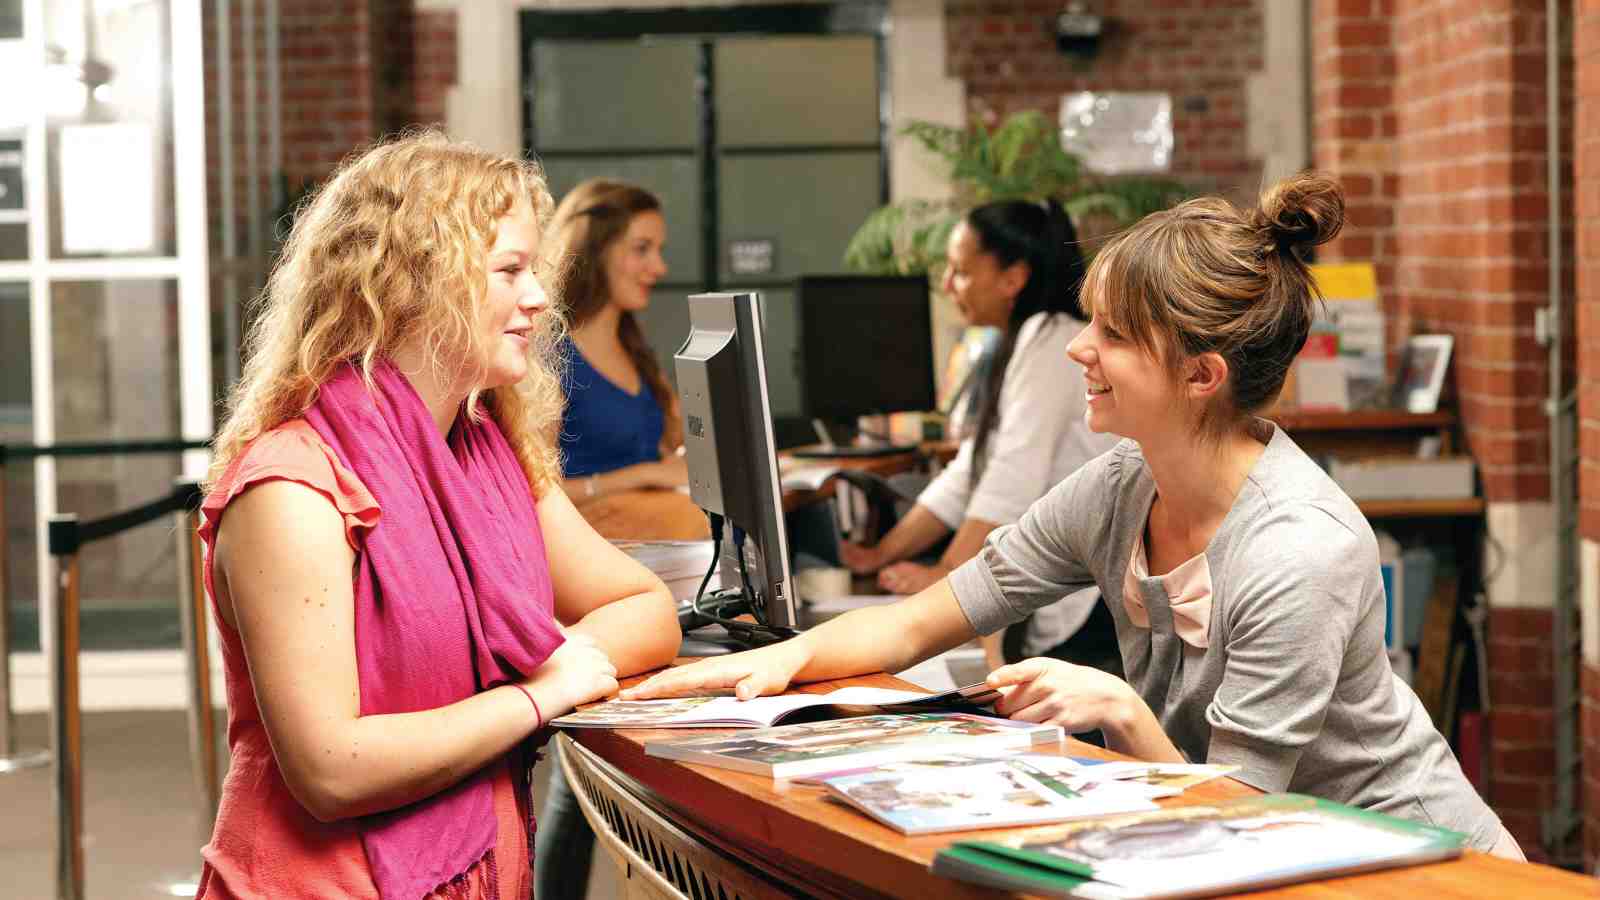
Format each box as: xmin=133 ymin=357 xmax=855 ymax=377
xmin=576 ymin=443 xmax=954 ymax=540
xmin=562 ymin=669 xmax=1594 ymax=900
xmin=1272 ymin=407 xmax=1484 ymax=519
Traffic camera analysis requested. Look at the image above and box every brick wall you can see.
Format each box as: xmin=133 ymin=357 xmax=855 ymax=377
xmin=203 ymin=1 xmax=456 ymax=252
xmin=1315 ymin=0 xmax=1572 ymax=503
xmin=1311 ymin=0 xmax=1398 ymax=310
xmin=1389 ymin=0 xmax=1573 ymax=861
xmin=1489 ymin=607 xmax=1558 ymax=857
xmin=1581 ymin=6 xmax=1600 ymax=543
xmin=280 ymin=0 xmax=380 ymax=190
xmin=1397 ymin=0 xmax=1571 ymax=504
xmin=1578 ymin=0 xmax=1600 ymax=871
xmin=1585 ymin=663 xmax=1600 ymax=866
xmin=413 ymin=10 xmax=458 ymax=128
xmin=944 ymin=0 xmax=1264 ymax=200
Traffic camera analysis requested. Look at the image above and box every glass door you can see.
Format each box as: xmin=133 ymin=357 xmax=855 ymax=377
xmin=0 ymin=0 xmax=210 ymax=659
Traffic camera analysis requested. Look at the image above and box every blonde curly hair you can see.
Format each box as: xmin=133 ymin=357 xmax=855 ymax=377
xmin=209 ymin=130 xmax=566 ymax=492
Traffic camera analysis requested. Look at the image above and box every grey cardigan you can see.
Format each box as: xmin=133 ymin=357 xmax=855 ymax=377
xmin=949 ymin=422 xmax=1504 ymax=849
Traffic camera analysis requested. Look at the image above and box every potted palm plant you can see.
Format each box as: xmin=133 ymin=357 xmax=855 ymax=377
xmin=844 ymin=110 xmax=1191 ymax=276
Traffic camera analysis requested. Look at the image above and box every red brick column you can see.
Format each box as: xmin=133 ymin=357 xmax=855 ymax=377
xmin=1392 ymin=0 xmax=1565 ymax=503
xmin=413 ymin=9 xmax=458 ymax=129
xmin=1388 ymin=0 xmax=1572 ymax=860
xmin=1575 ymin=0 xmax=1600 ymax=871
xmin=1585 ymin=664 xmax=1600 ymax=865
xmin=1487 ymin=607 xmax=1558 ymax=852
xmin=1311 ymin=0 xmax=1399 ymax=328
xmin=280 ymin=0 xmax=380 ymax=189
xmin=1315 ymin=0 xmax=1576 ymax=859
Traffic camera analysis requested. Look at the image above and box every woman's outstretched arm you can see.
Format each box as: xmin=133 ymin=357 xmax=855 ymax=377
xmin=622 ymin=578 xmax=976 ymax=701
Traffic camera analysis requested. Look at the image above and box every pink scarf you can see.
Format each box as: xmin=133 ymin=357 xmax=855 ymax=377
xmin=303 ymin=360 xmax=565 ymax=899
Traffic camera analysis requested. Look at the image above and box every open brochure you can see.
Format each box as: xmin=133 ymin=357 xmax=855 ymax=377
xmin=645 ymin=712 xmax=1063 ymax=779
xmin=819 ymin=756 xmax=1159 ymax=835
xmin=1036 ymin=758 xmax=1240 ymax=800
xmin=551 ymin=682 xmax=1000 ymax=729
xmin=931 ymin=793 xmax=1467 ymax=899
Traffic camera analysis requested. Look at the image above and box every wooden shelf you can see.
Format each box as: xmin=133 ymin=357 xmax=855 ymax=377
xmin=1272 ymin=408 xmax=1456 ymax=432
xmin=1356 ymin=497 xmax=1485 ymax=519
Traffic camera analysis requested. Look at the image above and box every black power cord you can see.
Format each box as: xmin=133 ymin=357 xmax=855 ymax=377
xmin=731 ymin=525 xmax=766 ymax=626
xmin=690 ymin=511 xmax=798 ymax=644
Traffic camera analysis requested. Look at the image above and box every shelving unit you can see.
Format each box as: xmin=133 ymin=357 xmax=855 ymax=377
xmin=1272 ymin=406 xmax=1478 ymax=519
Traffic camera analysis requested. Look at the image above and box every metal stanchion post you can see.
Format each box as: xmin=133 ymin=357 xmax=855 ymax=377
xmin=174 ymin=479 xmax=219 ymax=819
xmin=0 ymin=448 xmax=49 ymax=773
xmin=49 ymin=513 xmax=84 ymax=900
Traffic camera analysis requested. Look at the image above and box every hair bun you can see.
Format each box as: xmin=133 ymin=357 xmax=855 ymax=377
xmin=1254 ymin=172 xmax=1344 ymax=253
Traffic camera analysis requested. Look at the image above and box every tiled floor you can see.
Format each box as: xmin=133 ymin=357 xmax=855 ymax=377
xmin=3 ymin=710 xmax=220 ymax=900
xmin=0 ymin=711 xmax=617 ymax=900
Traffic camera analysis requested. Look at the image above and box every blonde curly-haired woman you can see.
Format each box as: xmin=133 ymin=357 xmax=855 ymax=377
xmin=196 ymin=132 xmax=680 ymax=899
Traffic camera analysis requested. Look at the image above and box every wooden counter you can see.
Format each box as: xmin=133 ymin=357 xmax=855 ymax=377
xmin=564 ymin=671 xmax=1595 ymax=900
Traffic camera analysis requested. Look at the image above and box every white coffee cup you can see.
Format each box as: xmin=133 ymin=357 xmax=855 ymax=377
xmin=794 ymin=567 xmax=851 ymax=601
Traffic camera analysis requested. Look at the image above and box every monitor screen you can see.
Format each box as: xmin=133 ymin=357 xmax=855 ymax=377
xmin=798 ymin=275 xmax=936 ymax=424
xmin=674 ymin=291 xmax=799 ymax=632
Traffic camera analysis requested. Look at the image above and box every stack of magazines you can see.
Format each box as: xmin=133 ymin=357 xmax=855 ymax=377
xmin=554 ymin=688 xmax=1236 ymax=835
xmin=611 ymin=539 xmax=719 ymax=606
xmin=553 ymin=687 xmax=1468 ymax=893
xmin=813 ymin=755 xmax=1161 ymax=834
xmin=804 ymin=754 xmax=1236 ymax=835
xmin=930 ymin=794 xmax=1468 ymax=898
xmin=644 ymin=712 xmax=1063 ymax=779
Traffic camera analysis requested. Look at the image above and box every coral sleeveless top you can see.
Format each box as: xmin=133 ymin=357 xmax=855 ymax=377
xmin=194 ymin=419 xmax=532 ymax=900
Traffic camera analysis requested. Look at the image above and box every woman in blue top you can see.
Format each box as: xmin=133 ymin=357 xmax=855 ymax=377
xmin=549 ymin=178 xmax=686 ymax=501
xmin=538 ymin=178 xmax=684 ymax=900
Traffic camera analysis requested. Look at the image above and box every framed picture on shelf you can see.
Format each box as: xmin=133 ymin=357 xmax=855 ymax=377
xmin=1396 ymin=334 xmax=1453 ymax=414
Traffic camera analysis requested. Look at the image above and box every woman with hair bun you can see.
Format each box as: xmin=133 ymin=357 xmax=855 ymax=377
xmin=623 ymin=173 xmax=1523 ymax=858
xmin=196 ymin=133 xmax=679 ymax=898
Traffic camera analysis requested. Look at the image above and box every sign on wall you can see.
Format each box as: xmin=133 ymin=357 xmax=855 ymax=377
xmin=727 ymin=237 xmax=776 ymax=276
xmin=1059 ymin=91 xmax=1173 ymax=175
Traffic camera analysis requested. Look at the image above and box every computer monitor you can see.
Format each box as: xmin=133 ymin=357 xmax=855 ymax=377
xmin=675 ymin=291 xmax=800 ymax=633
xmin=798 ymin=275 xmax=937 ymax=429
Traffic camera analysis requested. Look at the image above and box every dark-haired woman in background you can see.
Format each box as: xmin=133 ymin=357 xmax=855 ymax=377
xmin=840 ymin=199 xmax=1119 ymax=673
xmin=549 ymin=178 xmax=686 ymax=503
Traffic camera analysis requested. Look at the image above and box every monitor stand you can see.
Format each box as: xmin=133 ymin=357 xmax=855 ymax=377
xmin=678 ymin=629 xmax=738 ymax=657
xmin=678 ymin=590 xmax=795 ymax=651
